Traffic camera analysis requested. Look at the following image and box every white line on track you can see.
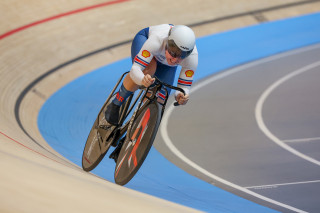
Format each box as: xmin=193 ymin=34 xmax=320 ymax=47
xmin=245 ymin=179 xmax=320 ymax=189
xmin=283 ymin=137 xmax=320 ymax=143
xmin=160 ymin=44 xmax=320 ymax=213
xmin=255 ymin=60 xmax=320 ymax=166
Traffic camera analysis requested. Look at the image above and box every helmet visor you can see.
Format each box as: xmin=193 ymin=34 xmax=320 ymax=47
xmin=167 ymin=39 xmax=193 ymax=59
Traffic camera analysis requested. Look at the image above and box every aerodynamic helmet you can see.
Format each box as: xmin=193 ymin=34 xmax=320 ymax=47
xmin=166 ymin=25 xmax=195 ymax=59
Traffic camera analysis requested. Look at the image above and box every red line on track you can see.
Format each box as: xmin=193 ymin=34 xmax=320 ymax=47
xmin=0 ymin=0 xmax=130 ymax=163
xmin=0 ymin=130 xmax=63 ymax=165
xmin=0 ymin=0 xmax=129 ymax=40
xmin=0 ymin=0 xmax=130 ymax=165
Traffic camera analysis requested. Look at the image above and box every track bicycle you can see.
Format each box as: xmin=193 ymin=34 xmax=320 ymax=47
xmin=82 ymin=71 xmax=184 ymax=185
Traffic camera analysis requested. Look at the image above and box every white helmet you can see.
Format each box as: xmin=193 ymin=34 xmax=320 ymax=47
xmin=167 ymin=25 xmax=195 ymax=59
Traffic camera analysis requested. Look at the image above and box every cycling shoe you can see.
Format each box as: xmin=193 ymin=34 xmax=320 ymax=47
xmin=105 ymin=102 xmax=120 ymax=126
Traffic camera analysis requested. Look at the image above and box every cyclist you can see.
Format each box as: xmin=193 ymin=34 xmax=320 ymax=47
xmin=105 ymin=24 xmax=198 ymax=125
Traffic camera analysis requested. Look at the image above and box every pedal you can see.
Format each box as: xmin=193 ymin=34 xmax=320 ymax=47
xmin=109 ymin=146 xmax=121 ymax=163
xmin=98 ymin=125 xmax=117 ymax=142
xmin=109 ymin=138 xmax=125 ymax=163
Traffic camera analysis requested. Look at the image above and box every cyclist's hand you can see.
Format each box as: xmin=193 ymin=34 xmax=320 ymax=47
xmin=176 ymin=92 xmax=189 ymax=105
xmin=141 ymin=74 xmax=155 ymax=88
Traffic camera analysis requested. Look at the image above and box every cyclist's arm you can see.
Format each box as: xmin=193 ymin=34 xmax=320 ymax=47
xmin=176 ymin=48 xmax=198 ymax=97
xmin=130 ymin=37 xmax=159 ymax=85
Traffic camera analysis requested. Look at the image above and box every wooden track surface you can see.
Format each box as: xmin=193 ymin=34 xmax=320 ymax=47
xmin=1 ymin=0 xmax=319 ymax=212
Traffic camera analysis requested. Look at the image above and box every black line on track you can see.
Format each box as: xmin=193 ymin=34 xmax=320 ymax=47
xmin=14 ymin=41 xmax=130 ymax=160
xmin=189 ymin=0 xmax=320 ymax=27
xmin=14 ymin=0 xmax=320 ymax=163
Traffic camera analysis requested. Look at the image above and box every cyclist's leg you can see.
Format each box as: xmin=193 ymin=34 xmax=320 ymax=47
xmin=131 ymin=27 xmax=149 ymax=63
xmin=123 ymin=27 xmax=156 ymax=92
xmin=117 ymin=27 xmax=150 ymax=99
xmin=106 ymin=28 xmax=153 ymax=125
xmin=105 ymin=84 xmax=132 ymax=125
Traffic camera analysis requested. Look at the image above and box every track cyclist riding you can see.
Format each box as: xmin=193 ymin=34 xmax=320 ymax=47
xmin=105 ymin=24 xmax=198 ymax=125
xmin=82 ymin=24 xmax=198 ymax=185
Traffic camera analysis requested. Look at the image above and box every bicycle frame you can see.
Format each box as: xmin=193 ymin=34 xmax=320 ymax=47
xmin=82 ymin=71 xmax=186 ymax=173
xmin=111 ymin=73 xmax=180 ymax=136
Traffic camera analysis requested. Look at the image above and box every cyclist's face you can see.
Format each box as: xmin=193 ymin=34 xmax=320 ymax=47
xmin=165 ymin=50 xmax=182 ymax=65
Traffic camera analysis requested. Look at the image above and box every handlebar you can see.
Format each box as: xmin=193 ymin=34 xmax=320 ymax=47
xmin=153 ymin=76 xmax=185 ymax=106
xmin=153 ymin=76 xmax=185 ymax=95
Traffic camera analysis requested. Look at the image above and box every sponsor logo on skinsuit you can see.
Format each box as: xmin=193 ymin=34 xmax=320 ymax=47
xmin=142 ymin=50 xmax=151 ymax=58
xmin=185 ymin=70 xmax=194 ymax=77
